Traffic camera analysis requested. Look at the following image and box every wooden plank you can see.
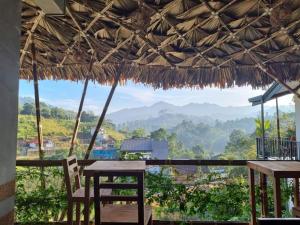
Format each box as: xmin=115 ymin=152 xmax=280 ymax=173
xmin=84 ymin=161 xmax=146 ymax=176
xmin=16 ymin=159 xmax=251 ymax=167
xmin=247 ymin=161 xmax=300 ymax=178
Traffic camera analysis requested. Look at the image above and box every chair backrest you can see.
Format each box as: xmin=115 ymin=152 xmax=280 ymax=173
xmin=93 ymin=171 xmax=144 ymax=225
xmin=63 ymin=155 xmax=81 ymax=199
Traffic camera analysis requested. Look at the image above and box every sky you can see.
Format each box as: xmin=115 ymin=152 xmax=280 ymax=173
xmin=19 ymin=80 xmax=294 ymax=114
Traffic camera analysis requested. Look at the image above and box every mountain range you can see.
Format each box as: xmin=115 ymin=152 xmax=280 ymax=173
xmin=107 ymin=101 xmax=294 ymax=128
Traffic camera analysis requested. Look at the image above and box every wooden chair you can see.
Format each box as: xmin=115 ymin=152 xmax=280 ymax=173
xmin=63 ymin=156 xmax=111 ymax=225
xmin=93 ymin=170 xmax=152 ymax=225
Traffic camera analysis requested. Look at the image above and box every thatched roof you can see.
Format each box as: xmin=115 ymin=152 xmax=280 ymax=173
xmin=21 ymin=0 xmax=300 ymax=89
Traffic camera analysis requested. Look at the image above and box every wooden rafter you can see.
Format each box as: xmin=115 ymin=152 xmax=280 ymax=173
xmin=20 ymin=11 xmax=44 ymax=67
xmin=58 ymin=1 xmax=114 ymax=66
xmin=201 ymin=0 xmax=300 ymax=97
xmin=20 ymin=0 xmax=300 ymax=89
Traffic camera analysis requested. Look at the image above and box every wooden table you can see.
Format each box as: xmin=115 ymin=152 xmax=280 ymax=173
xmin=247 ymin=161 xmax=300 ymax=225
xmin=83 ymin=160 xmax=146 ymax=225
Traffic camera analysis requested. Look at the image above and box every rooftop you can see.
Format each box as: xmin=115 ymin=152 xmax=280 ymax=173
xmin=21 ymin=0 xmax=300 ymax=89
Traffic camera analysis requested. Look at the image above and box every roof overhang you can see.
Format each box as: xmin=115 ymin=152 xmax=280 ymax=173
xmin=249 ymin=81 xmax=300 ymax=106
xmin=21 ymin=0 xmax=300 ymax=89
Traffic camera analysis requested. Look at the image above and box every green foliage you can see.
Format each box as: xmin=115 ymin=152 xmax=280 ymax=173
xmin=16 ymin=164 xmax=294 ymax=223
xmin=131 ymin=128 xmax=147 ymax=138
xmin=150 ymin=128 xmax=168 ymax=140
xmin=16 ymin=167 xmax=67 ymax=222
xmin=21 ymin=102 xmax=35 ymax=115
xmin=255 ymin=119 xmax=271 ymax=137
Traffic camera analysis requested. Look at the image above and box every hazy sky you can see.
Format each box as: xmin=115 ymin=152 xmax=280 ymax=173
xmin=19 ymin=80 xmax=294 ymax=114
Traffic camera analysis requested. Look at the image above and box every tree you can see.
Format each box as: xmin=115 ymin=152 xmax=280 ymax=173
xmin=50 ymin=107 xmax=66 ymax=119
xmin=20 ymin=103 xmax=35 ymax=115
xmin=255 ymin=118 xmax=271 ymax=137
xmin=222 ymin=129 xmax=255 ymax=160
xmin=41 ymin=107 xmax=51 ymax=118
xmin=81 ymin=111 xmax=97 ymax=122
xmin=150 ymin=128 xmax=168 ymax=140
xmin=131 ymin=128 xmax=146 ymax=138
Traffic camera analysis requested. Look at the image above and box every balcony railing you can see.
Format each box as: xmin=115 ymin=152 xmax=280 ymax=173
xmin=14 ymin=159 xmax=297 ymax=225
xmin=256 ymin=137 xmax=299 ymax=160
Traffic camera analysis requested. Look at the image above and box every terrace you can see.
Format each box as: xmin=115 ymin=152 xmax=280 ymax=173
xmin=1 ymin=0 xmax=300 ymax=225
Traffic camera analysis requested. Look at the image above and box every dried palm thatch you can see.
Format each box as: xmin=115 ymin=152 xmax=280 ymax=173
xmin=20 ymin=0 xmax=300 ymax=89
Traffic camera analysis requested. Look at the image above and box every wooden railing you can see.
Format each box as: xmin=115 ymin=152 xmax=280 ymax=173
xmin=256 ymin=137 xmax=299 ymax=160
xmin=16 ymin=159 xmax=295 ymax=225
xmin=16 ymin=159 xmax=249 ymax=167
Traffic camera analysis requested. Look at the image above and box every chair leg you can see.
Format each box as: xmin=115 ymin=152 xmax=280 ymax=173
xmin=76 ymin=202 xmax=81 ymax=225
xmin=67 ymin=201 xmax=73 ymax=225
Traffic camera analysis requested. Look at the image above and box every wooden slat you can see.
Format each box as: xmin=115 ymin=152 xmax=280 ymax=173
xmin=100 ymin=195 xmax=138 ymax=202
xmin=99 ymin=183 xmax=138 ymax=189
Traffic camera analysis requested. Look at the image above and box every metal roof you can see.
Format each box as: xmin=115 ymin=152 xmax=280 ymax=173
xmin=120 ymin=138 xmax=168 ymax=159
xmin=248 ymin=81 xmax=300 ymax=106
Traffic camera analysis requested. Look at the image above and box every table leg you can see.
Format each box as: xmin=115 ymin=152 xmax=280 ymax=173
xmin=294 ymin=178 xmax=299 ymax=207
xmin=260 ymin=173 xmax=268 ymax=217
xmin=249 ymin=168 xmax=256 ymax=225
xmin=273 ymin=177 xmax=282 ymax=217
xmin=84 ymin=175 xmax=90 ymax=225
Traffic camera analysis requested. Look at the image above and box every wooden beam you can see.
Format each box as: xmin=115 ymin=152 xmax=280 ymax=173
xmin=68 ymin=77 xmax=89 ymax=156
xmin=31 ymin=39 xmax=44 ymax=160
xmin=20 ymin=12 xmax=44 ymax=67
xmin=261 ymin=101 xmax=265 ymax=159
xmin=80 ymin=71 xmax=121 ymax=172
xmin=31 ymin=38 xmax=46 ymax=190
xmin=16 ymin=159 xmax=292 ymax=168
xmin=68 ymin=57 xmax=94 ymax=156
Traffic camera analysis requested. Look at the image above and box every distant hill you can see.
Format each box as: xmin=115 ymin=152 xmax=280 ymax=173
xmin=117 ymin=113 xmax=215 ymax=131
xmin=19 ymin=97 xmax=34 ymax=106
xmin=169 ymin=118 xmax=256 ymax=154
xmin=108 ymin=101 xmax=294 ymax=126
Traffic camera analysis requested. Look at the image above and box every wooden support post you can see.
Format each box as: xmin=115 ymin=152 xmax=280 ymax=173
xmin=68 ymin=78 xmax=88 ymax=156
xmin=276 ymin=98 xmax=280 ymax=140
xmin=261 ymin=101 xmax=265 ymax=159
xmin=260 ymin=173 xmax=268 ymax=217
xmin=249 ymin=168 xmax=257 ymax=225
xmin=273 ymin=177 xmax=282 ymax=218
xmin=295 ymin=178 xmax=300 ymax=208
xmin=31 ymin=39 xmax=46 ymax=189
xmin=31 ymin=40 xmax=44 ymax=160
xmin=68 ymin=56 xmax=94 ymax=157
xmin=276 ymin=98 xmax=281 ymax=158
xmin=80 ymin=71 xmax=121 ymax=173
